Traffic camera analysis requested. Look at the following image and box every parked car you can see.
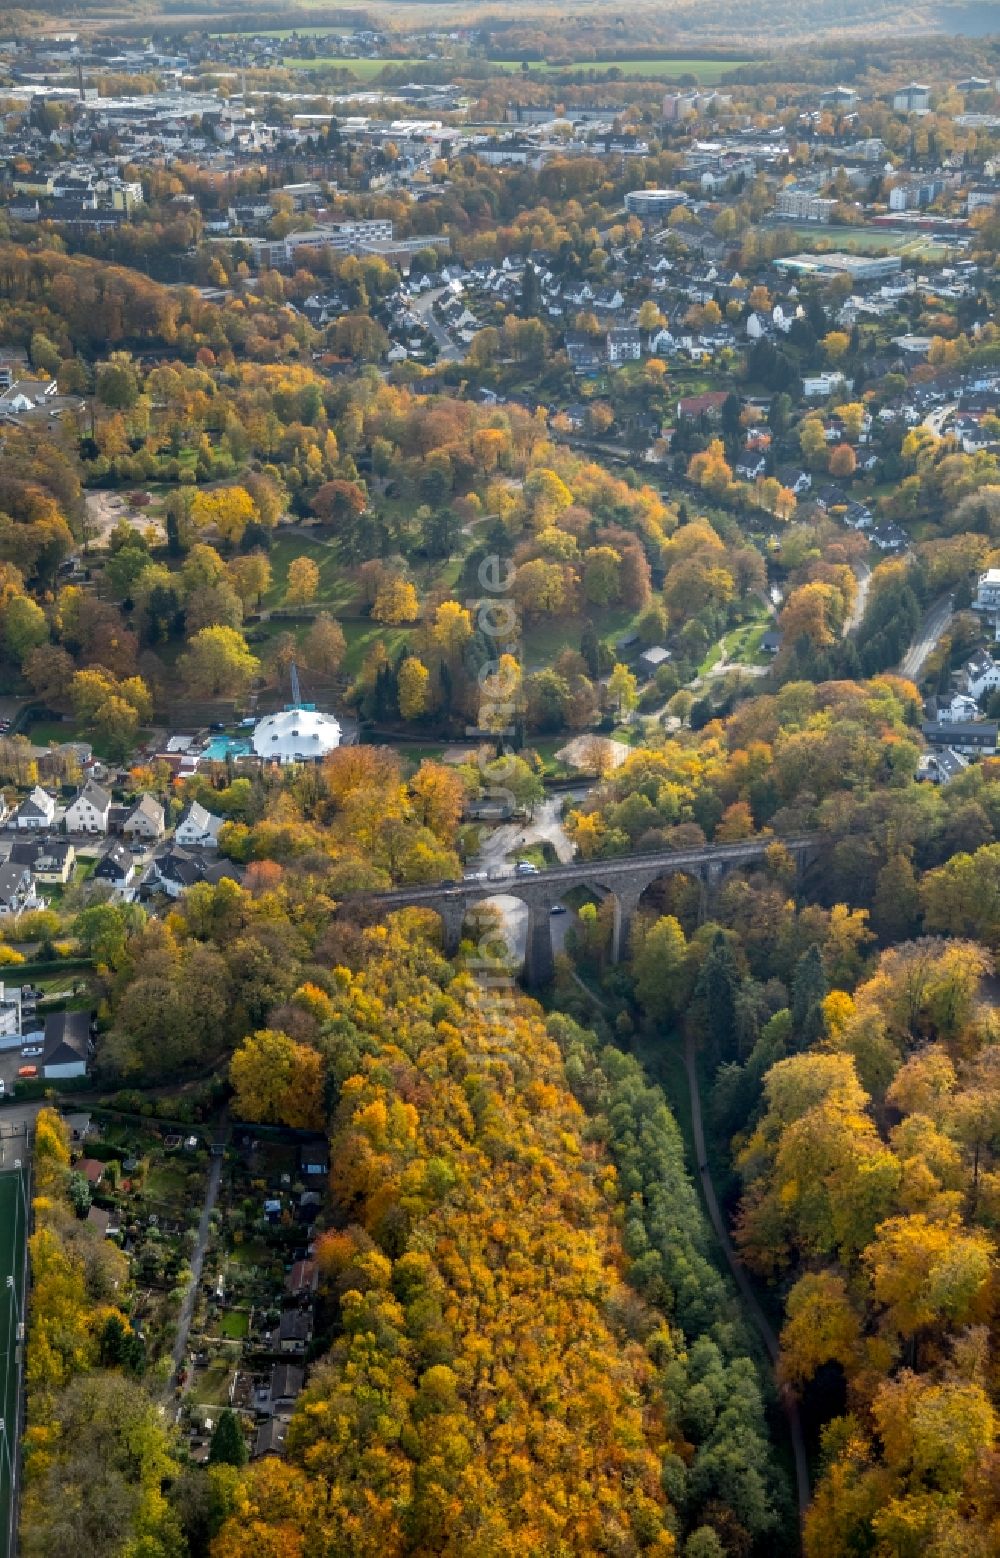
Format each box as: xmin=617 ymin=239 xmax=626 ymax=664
xmin=515 ymin=861 xmax=540 ymax=875
xmin=17 ymin=1065 xmax=37 ymax=1079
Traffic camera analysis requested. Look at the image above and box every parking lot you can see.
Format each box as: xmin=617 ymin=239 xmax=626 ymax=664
xmin=0 ymin=987 xmax=45 ymax=1099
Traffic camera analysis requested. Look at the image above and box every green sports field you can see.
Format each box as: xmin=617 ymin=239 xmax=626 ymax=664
xmin=0 ymin=1165 xmax=28 ymax=1558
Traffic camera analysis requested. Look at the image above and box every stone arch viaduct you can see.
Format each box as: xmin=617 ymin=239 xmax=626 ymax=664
xmin=346 ymin=834 xmax=820 ymax=987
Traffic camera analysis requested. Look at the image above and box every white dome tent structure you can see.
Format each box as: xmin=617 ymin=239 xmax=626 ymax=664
xmin=252 ymin=663 xmax=341 ymax=765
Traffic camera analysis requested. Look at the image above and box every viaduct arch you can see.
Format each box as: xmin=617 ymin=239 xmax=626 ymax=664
xmin=344 ymin=835 xmax=820 ymax=987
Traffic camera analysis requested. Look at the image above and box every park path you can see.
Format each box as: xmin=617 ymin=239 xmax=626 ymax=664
xmin=166 ymin=1118 xmax=228 ymax=1400
xmin=684 ymin=1032 xmax=811 ymax=1524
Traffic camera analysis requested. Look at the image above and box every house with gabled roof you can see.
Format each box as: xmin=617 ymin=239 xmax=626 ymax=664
xmin=13 ymin=786 xmax=55 ymax=831
xmin=65 ymin=780 xmax=111 ymax=835
xmin=175 ymin=800 xmax=223 ymax=849
xmin=123 ymin=793 xmax=165 ymax=842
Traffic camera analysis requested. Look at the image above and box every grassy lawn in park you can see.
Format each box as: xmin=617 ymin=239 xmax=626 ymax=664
xmin=25 ymin=719 xmax=155 ymax=761
xmin=521 ymin=603 xmax=645 ymax=671
xmin=261 ymin=533 xmax=357 ymax=612
xmin=726 ymin=618 xmax=772 ymax=666
xmin=339 ymin=618 xmax=414 ymax=677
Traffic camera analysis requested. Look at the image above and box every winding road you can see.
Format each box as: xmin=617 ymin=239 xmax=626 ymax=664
xmin=898 ymin=593 xmax=954 ymax=682
xmin=684 ymin=1033 xmax=811 ymax=1525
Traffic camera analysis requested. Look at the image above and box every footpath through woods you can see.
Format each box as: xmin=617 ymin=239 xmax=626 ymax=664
xmin=684 ymin=1031 xmax=811 ymax=1524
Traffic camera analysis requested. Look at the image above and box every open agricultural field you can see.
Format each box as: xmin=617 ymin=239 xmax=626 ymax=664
xmin=492 ymin=56 xmax=752 ymax=80
xmin=282 ymin=55 xmax=429 ymax=73
xmin=279 ymin=52 xmax=752 ymax=81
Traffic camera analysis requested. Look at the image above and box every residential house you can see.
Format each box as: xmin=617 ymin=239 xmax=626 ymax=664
xmin=761 ymin=631 xmax=784 ymax=655
xmin=254 ymin=1419 xmax=287 ymax=1459
xmin=564 ymin=332 xmax=605 ymax=374
xmin=65 ymin=780 xmax=111 ymax=835
xmin=286 ymin=1260 xmax=318 ymax=1298
xmin=123 ymin=793 xmax=165 ymax=842
xmin=676 ymin=391 xmax=729 ymax=420
xmin=776 ymin=466 xmax=812 ymax=495
xmin=803 ymin=371 xmax=851 ymax=398
xmin=844 ymin=502 xmax=874 ymax=530
xmin=43 ymin=1009 xmax=91 ymax=1079
xmin=13 ymin=786 xmax=55 ymax=831
xmin=607 ymin=326 xmax=642 ymax=364
xmin=963 ymin=648 xmax=1000 ymax=700
xmin=9 ymin=836 xmax=75 ymax=884
xmin=87 ymin=1205 xmax=121 ymax=1238
xmin=974 ymin=568 xmax=1000 ymax=617
xmin=591 ymin=285 xmax=625 ymax=312
xmin=937 ymin=693 xmax=980 ymax=724
xmin=649 ymin=326 xmax=676 ymax=354
xmin=175 ymin=800 xmax=223 ymax=849
xmin=299 ymin=1142 xmax=329 ymax=1178
xmin=870 ymin=523 xmax=908 ymax=552
xmin=151 ymin=845 xmax=240 ymax=899
xmin=268 ymin=1363 xmax=304 ymax=1415
xmin=919 ymin=747 xmax=968 ymax=783
xmin=276 ymin=1309 xmax=313 ymax=1353
xmin=0 ymin=863 xmax=36 ymax=916
xmin=735 ymin=452 xmax=767 ymax=481
xmin=298 ymin=1190 xmax=322 ymax=1226
xmin=75 ymin=1157 xmax=105 ymax=1187
xmin=638 ymin=646 xmax=672 ymax=678
xmin=93 ymin=840 xmax=135 ymax=890
xmin=814 ymin=485 xmax=850 ymax=512
xmin=922 ymin=719 xmax=999 ymax=755
xmin=151 ymin=846 xmax=203 ymax=898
